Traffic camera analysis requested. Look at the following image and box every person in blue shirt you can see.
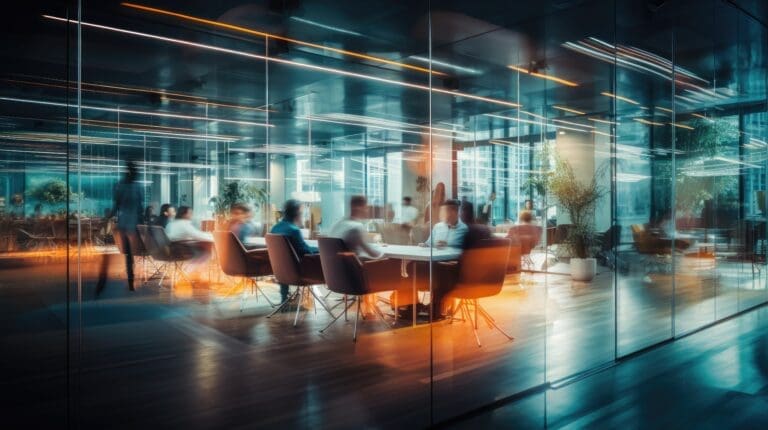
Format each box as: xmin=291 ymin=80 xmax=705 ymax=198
xmin=270 ymin=199 xmax=319 ymax=303
xmin=228 ymin=203 xmax=261 ymax=246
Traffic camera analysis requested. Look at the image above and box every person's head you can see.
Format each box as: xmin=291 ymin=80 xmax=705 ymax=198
xmin=230 ymin=203 xmax=253 ymax=222
xmin=176 ymin=206 xmax=192 ymax=220
xmin=402 ymin=196 xmax=412 ymax=207
xmin=350 ymin=195 xmax=368 ymax=219
xmin=145 ymin=206 xmax=155 ymax=217
xmin=125 ymin=160 xmax=138 ymax=182
xmin=489 ymin=192 xmax=497 ymax=201
xmin=524 ymin=199 xmax=533 ymax=210
xmin=519 ymin=210 xmax=534 ymax=224
xmin=460 ymin=201 xmax=475 ymax=224
xmin=439 ymin=199 xmax=461 ymax=224
xmin=282 ymin=199 xmax=303 ymax=224
xmin=160 ymin=204 xmax=176 ymax=220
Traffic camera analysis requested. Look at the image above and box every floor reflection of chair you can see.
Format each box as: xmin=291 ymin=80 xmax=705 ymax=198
xmin=213 ymin=231 xmax=275 ymax=312
xmin=445 ymin=238 xmax=513 ymax=347
xmin=318 ymin=237 xmax=399 ymax=342
xmin=265 ymin=233 xmax=331 ymax=326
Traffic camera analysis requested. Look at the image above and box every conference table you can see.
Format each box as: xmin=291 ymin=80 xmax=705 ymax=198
xmin=244 ymin=236 xmax=461 ymax=325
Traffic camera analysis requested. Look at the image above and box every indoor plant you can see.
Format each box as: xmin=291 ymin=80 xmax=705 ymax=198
xmin=548 ymin=154 xmax=605 ymax=281
xmin=209 ymin=181 xmax=269 ymax=227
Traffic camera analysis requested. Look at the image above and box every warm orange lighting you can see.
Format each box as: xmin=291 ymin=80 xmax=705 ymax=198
xmin=670 ymin=122 xmax=694 ymax=130
xmin=601 ymin=92 xmax=640 ymax=105
xmin=657 ymin=107 xmax=674 ymax=113
xmin=122 ymin=2 xmax=445 ymax=76
xmin=691 ymin=113 xmax=713 ymax=122
xmin=552 ymin=105 xmax=585 ymax=115
xmin=508 ymin=65 xmax=579 ymax=87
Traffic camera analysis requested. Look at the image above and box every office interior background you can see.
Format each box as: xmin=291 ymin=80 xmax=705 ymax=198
xmin=1 ymin=0 xmax=768 ymax=428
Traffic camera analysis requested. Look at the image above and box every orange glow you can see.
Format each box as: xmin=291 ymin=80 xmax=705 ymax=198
xmin=670 ymin=122 xmax=694 ymax=130
xmin=122 ymin=2 xmax=445 ymax=76
xmin=508 ymin=65 xmax=579 ymax=87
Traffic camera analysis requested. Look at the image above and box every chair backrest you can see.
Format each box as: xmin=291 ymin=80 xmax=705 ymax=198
xmin=317 ymin=237 xmax=366 ymax=296
xmin=456 ymin=238 xmax=510 ymax=295
xmin=601 ymin=225 xmax=621 ymax=251
xmin=265 ymin=233 xmax=303 ymax=285
xmin=148 ymin=225 xmax=174 ymax=260
xmin=507 ymin=224 xmax=542 ymax=255
xmin=213 ymin=231 xmax=250 ymax=277
xmin=137 ymin=225 xmax=160 ymax=258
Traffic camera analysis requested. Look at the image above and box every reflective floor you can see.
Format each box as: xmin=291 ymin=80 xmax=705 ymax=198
xmin=2 ymin=252 xmax=767 ymax=428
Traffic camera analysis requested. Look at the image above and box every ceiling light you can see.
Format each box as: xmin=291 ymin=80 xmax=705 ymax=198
xmin=552 ymin=105 xmax=585 ymax=115
xmin=601 ymin=92 xmax=640 ymax=105
xmin=508 ymin=65 xmax=579 ymax=87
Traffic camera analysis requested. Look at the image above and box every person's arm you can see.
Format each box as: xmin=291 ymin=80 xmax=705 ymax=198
xmin=184 ymin=222 xmax=212 ymax=242
xmin=348 ymin=228 xmax=382 ymax=258
xmin=420 ymin=226 xmax=435 ymax=247
xmin=289 ymin=226 xmax=317 ymax=254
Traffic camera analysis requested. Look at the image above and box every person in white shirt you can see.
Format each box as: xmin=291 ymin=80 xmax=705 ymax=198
xmin=398 ymin=196 xmax=419 ymax=226
xmin=420 ymin=199 xmax=468 ymax=248
xmin=329 ymin=195 xmax=382 ymax=259
xmin=165 ymin=206 xmax=213 ymax=269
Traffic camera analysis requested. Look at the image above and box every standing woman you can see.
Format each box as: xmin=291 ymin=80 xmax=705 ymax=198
xmin=423 ymin=182 xmax=446 ymax=225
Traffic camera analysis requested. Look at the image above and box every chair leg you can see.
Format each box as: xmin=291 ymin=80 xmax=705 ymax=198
xmin=293 ymin=287 xmax=305 ymax=327
xmin=353 ymin=298 xmax=361 ymax=342
xmin=477 ymin=303 xmax=514 ymax=341
xmin=307 ymin=286 xmax=335 ymax=317
xmin=469 ymin=301 xmax=482 ymax=347
xmin=319 ymin=298 xmax=356 ymax=334
xmin=267 ymin=289 xmax=298 ymax=318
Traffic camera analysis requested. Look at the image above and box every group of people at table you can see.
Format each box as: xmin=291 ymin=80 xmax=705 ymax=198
xmin=98 ymin=162 xmax=509 ymax=319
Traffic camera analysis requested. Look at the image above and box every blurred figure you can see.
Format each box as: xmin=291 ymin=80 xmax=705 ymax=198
xmin=156 ymin=204 xmax=175 ymax=229
xmin=96 ymin=160 xmax=143 ymax=296
xmin=329 ymin=195 xmax=382 ymax=258
xmin=166 ymin=206 xmax=213 ymax=269
xmin=460 ymin=200 xmax=492 ymax=250
xmin=271 ymin=200 xmax=320 ymax=303
xmin=144 ymin=205 xmax=156 ymax=225
xmin=33 ymin=203 xmax=43 ymax=219
xmin=428 ymin=200 xmax=493 ymax=317
xmin=397 ymin=196 xmax=419 ymax=226
xmin=228 ymin=203 xmax=259 ymax=245
xmin=478 ymin=191 xmax=496 ymax=225
xmin=424 ymin=182 xmax=446 ymax=225
xmin=518 ymin=209 xmax=535 ymax=225
xmin=420 ymin=199 xmax=468 ymax=248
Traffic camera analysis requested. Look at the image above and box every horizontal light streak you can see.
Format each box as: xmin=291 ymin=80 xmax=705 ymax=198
xmin=0 ymin=95 xmax=272 ymax=127
xmin=601 ymin=92 xmax=640 ymax=105
xmin=410 ymin=56 xmax=481 ymax=75
xmin=508 ymin=65 xmax=578 ymax=87
xmin=588 ymin=117 xmax=616 ymax=125
xmin=633 ymin=118 xmax=665 ymax=126
xmin=552 ymin=105 xmax=585 ymax=115
xmin=122 ymin=2 xmax=443 ymax=76
xmin=45 ymin=15 xmax=519 ymax=109
xmin=670 ymin=123 xmax=694 ymax=130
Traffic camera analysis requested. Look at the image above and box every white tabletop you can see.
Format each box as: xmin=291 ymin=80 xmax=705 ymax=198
xmin=243 ymin=237 xmax=459 ymax=261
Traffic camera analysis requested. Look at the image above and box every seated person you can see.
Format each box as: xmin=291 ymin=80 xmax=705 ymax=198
xmin=166 ymin=206 xmax=213 ymax=269
xmin=271 ymin=200 xmax=321 ymax=303
xmin=228 ymin=203 xmax=261 ymax=246
xmin=156 ymin=204 xmax=175 ymax=229
xmin=329 ymin=195 xmax=382 ymax=259
xmin=419 ymin=199 xmax=468 ymax=248
xmin=517 ymin=208 xmax=536 ymax=225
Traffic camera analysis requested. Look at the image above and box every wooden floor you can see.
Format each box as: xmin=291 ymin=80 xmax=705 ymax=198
xmin=0 ymin=251 xmax=766 ymax=428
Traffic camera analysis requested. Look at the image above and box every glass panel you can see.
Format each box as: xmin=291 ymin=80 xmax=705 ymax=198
xmin=0 ymin=2 xmax=74 ymax=426
xmin=615 ymin=1 xmax=675 ymax=355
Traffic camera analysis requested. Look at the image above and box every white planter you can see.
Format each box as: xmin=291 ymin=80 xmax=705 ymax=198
xmin=570 ymin=257 xmax=597 ymax=282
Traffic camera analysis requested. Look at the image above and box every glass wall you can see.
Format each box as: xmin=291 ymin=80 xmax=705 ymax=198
xmin=1 ymin=0 xmax=767 ymax=427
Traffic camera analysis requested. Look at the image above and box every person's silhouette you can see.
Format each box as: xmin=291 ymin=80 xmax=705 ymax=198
xmin=96 ymin=161 xmax=144 ymax=296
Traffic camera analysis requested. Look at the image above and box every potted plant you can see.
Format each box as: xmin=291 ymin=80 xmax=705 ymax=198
xmin=27 ymin=179 xmax=83 ymax=216
xmin=548 ymin=154 xmax=605 ymax=282
xmin=209 ymin=181 xmax=269 ymax=228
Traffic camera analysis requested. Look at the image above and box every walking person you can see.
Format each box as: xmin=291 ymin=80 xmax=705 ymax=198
xmin=96 ymin=161 xmax=144 ymax=296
